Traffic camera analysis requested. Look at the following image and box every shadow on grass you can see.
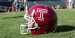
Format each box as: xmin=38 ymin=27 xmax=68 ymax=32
xmin=56 ymin=25 xmax=75 ymax=32
xmin=2 ymin=16 xmax=23 ymax=19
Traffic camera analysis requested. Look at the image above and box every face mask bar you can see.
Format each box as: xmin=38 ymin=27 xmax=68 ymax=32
xmin=20 ymin=9 xmax=38 ymax=34
xmin=20 ymin=23 xmax=29 ymax=34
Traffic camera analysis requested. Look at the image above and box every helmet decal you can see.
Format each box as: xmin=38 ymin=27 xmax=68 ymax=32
xmin=37 ymin=8 xmax=48 ymax=21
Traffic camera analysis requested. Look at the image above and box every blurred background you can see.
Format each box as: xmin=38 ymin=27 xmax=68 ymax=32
xmin=0 ymin=0 xmax=75 ymax=12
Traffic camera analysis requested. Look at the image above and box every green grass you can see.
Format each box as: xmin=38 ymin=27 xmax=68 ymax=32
xmin=0 ymin=9 xmax=75 ymax=38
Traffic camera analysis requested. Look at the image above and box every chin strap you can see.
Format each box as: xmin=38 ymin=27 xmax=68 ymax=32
xmin=53 ymin=25 xmax=57 ymax=32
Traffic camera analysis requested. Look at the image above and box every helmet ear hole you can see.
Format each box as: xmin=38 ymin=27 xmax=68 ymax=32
xmin=33 ymin=14 xmax=35 ymax=17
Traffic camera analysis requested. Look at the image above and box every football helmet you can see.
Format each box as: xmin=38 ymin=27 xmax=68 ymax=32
xmin=20 ymin=4 xmax=57 ymax=35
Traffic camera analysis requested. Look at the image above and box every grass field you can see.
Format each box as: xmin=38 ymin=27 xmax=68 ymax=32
xmin=0 ymin=9 xmax=75 ymax=38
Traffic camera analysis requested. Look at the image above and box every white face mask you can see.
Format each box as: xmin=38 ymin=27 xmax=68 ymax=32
xmin=20 ymin=9 xmax=38 ymax=34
